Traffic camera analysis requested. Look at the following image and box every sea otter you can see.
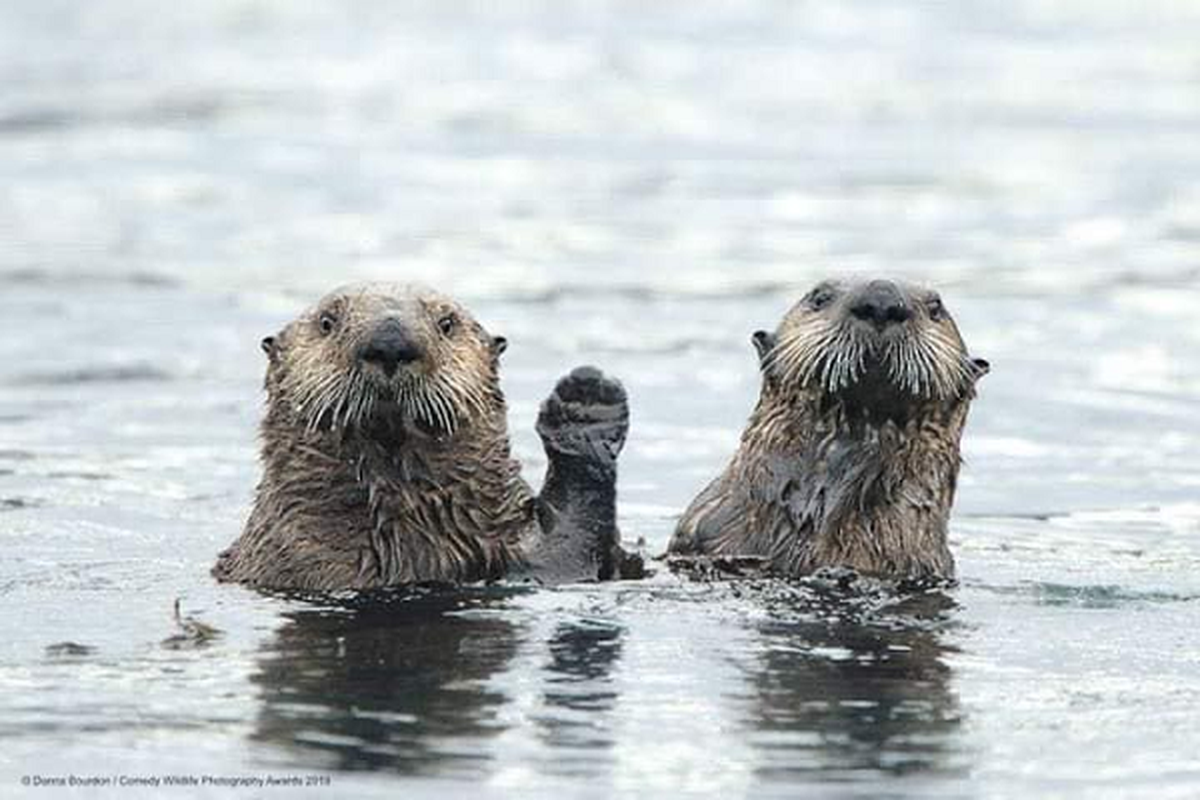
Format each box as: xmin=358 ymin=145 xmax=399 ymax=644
xmin=214 ymin=283 xmax=642 ymax=591
xmin=669 ymin=279 xmax=988 ymax=581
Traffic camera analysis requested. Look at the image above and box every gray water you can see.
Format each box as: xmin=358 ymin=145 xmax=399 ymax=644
xmin=2 ymin=2 xmax=1200 ymax=798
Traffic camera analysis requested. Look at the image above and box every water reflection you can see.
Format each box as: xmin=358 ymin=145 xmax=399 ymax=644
xmin=251 ymin=587 xmax=525 ymax=778
xmin=739 ymin=587 xmax=964 ymax=780
xmin=246 ymin=580 xmax=963 ymax=784
xmin=534 ymin=618 xmax=624 ymax=776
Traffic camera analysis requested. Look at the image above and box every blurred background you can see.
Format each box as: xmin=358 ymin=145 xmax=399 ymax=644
xmin=1 ymin=2 xmax=1199 ymax=798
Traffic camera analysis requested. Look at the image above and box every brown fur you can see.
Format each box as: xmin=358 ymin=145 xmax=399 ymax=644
xmin=214 ymin=283 xmax=631 ymax=591
xmin=669 ymin=279 xmax=987 ymax=581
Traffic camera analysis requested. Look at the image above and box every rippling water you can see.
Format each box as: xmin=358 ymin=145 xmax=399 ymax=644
xmin=2 ymin=2 xmax=1199 ymax=798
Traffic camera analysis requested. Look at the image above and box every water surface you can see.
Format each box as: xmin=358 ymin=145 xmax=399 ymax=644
xmin=2 ymin=2 xmax=1199 ymax=798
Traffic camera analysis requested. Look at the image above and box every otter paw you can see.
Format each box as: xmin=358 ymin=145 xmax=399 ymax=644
xmin=537 ymin=366 xmax=629 ymax=464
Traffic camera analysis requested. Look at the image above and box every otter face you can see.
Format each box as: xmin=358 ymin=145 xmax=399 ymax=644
xmin=756 ymin=279 xmax=988 ymax=412
xmin=263 ymin=283 xmax=507 ymax=435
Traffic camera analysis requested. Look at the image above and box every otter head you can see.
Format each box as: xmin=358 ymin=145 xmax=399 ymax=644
xmin=261 ymin=283 xmax=508 ymax=436
xmin=754 ymin=279 xmax=988 ymax=422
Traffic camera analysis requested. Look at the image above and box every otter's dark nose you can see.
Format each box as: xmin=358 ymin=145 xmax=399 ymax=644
xmin=358 ymin=321 xmax=422 ymax=377
xmin=849 ymin=281 xmax=912 ymax=328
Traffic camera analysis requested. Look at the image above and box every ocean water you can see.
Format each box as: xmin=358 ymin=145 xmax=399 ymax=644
xmin=1 ymin=2 xmax=1199 ymax=798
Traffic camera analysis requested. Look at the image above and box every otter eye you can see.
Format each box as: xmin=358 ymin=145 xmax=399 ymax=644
xmin=806 ymin=286 xmax=836 ymax=310
xmin=318 ymin=312 xmax=338 ymax=335
xmin=438 ymin=314 xmax=457 ymax=336
xmin=926 ymin=295 xmax=946 ymax=321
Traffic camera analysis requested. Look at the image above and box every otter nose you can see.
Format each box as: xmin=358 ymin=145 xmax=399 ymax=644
xmin=358 ymin=322 xmax=422 ymax=377
xmin=849 ymin=281 xmax=912 ymax=328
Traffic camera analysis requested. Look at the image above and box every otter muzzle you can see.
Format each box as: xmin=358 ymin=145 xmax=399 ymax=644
xmin=358 ymin=320 xmax=423 ymax=378
xmin=848 ymin=280 xmax=912 ymax=330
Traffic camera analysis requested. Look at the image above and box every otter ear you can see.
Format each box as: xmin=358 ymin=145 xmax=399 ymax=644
xmin=492 ymin=335 xmax=508 ymax=356
xmin=260 ymin=336 xmax=276 ymax=357
xmin=971 ymin=357 xmax=990 ymax=379
xmin=752 ymin=330 xmax=776 ymax=365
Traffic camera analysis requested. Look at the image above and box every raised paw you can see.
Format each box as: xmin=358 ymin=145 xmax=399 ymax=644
xmin=536 ymin=366 xmax=629 ymax=465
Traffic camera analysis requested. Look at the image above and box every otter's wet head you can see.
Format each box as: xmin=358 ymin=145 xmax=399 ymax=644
xmin=762 ymin=279 xmax=987 ymax=416
xmin=267 ymin=284 xmax=503 ymax=436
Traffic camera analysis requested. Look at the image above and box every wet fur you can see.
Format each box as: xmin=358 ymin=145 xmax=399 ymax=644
xmin=214 ymin=283 xmax=637 ymax=591
xmin=670 ymin=280 xmax=987 ymax=580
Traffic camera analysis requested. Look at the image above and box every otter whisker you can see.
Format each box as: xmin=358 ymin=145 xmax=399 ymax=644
xmin=425 ymin=384 xmax=449 ymax=434
xmin=346 ymin=377 xmax=360 ymax=423
xmin=337 ymin=376 xmax=355 ymax=430
xmin=773 ymin=318 xmax=846 ymax=391
xmin=292 ymin=372 xmax=331 ymax=415
xmin=408 ymin=380 xmax=432 ymax=429
xmin=419 ymin=384 xmax=442 ymax=431
xmin=360 ymin=388 xmax=377 ymax=429
xmin=823 ymin=324 xmax=867 ymax=392
xmin=333 ymin=383 xmax=352 ymax=430
xmin=884 ymin=339 xmax=910 ymax=394
xmin=297 ymin=367 xmax=358 ymax=433
xmin=770 ymin=319 xmax=822 ymax=364
xmin=914 ymin=341 xmax=940 ymax=396
xmin=347 ymin=373 xmax=374 ymax=429
xmin=416 ymin=379 xmax=440 ymax=431
xmin=892 ymin=338 xmax=919 ymax=395
xmin=421 ymin=384 xmax=446 ymax=433
xmin=922 ymin=333 xmax=972 ymax=397
xmin=445 ymin=371 xmax=490 ymax=426
xmin=441 ymin=396 xmax=458 ymax=435
xmin=303 ymin=379 xmax=341 ymax=433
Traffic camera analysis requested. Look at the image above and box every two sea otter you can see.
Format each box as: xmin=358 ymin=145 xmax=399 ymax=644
xmin=215 ymin=278 xmax=985 ymax=591
xmin=214 ymin=283 xmax=643 ymax=590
